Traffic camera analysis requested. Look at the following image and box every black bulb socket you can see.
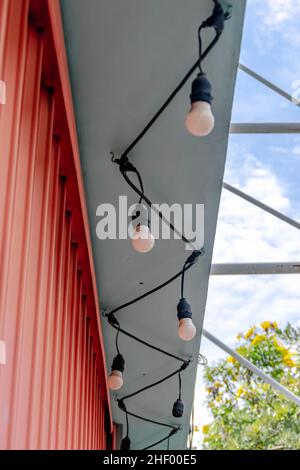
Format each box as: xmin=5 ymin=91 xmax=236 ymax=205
xmin=172 ymin=398 xmax=184 ymax=418
xmin=177 ymin=298 xmax=193 ymax=321
xmin=190 ymin=73 xmax=213 ymax=106
xmin=111 ymin=353 xmax=125 ymax=373
xmin=120 ymin=436 xmax=131 ymax=450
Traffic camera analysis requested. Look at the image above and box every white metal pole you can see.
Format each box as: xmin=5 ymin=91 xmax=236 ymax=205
xmin=230 ymin=123 xmax=300 ymax=134
xmin=211 ymin=262 xmax=300 ymax=276
xmin=202 ymin=329 xmax=300 ymax=407
xmin=239 ymin=63 xmax=300 ymax=107
xmin=223 ymin=182 xmax=300 ymax=230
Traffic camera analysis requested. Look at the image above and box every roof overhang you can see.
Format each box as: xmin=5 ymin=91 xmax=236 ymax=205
xmin=60 ymin=0 xmax=246 ymax=449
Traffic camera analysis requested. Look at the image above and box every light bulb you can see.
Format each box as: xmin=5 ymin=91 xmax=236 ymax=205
xmin=178 ymin=318 xmax=197 ymax=341
xmin=185 ymin=72 xmax=214 ymax=137
xmin=131 ymin=224 xmax=155 ymax=253
xmin=108 ymin=353 xmax=125 ymax=390
xmin=185 ymin=101 xmax=215 ymax=137
xmin=177 ymin=298 xmax=196 ymax=341
xmin=108 ymin=370 xmax=123 ymax=390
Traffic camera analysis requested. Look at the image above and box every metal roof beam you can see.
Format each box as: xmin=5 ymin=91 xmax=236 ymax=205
xmin=239 ymin=63 xmax=300 ymax=107
xmin=202 ymin=329 xmax=300 ymax=407
xmin=223 ymin=181 xmax=300 ymax=230
xmin=211 ymin=262 xmax=300 ymax=275
xmin=230 ymin=123 xmax=300 ymax=134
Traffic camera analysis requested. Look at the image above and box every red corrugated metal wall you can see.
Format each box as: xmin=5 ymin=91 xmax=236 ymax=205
xmin=0 ymin=0 xmax=114 ymax=449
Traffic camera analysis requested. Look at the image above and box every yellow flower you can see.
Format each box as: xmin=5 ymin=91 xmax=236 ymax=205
xmin=194 ymin=425 xmax=200 ymax=433
xmin=245 ymin=327 xmax=256 ymax=339
xmin=213 ymin=382 xmax=222 ymax=388
xmin=270 ymin=321 xmax=278 ymax=330
xmin=261 ymin=321 xmax=271 ymax=331
xmin=283 ymin=353 xmax=296 ymax=368
xmin=227 ymin=356 xmax=237 ymax=364
xmin=252 ymin=334 xmax=266 ymax=346
xmin=236 ymin=387 xmax=244 ymax=398
xmin=236 ymin=333 xmax=242 ymax=340
xmin=273 ymin=338 xmax=286 ymax=354
xmin=202 ymin=424 xmax=210 ymax=435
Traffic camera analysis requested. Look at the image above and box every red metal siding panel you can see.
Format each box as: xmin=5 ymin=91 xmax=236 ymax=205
xmin=0 ymin=0 xmax=115 ymax=449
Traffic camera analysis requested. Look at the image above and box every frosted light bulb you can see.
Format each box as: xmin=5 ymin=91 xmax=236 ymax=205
xmin=185 ymin=101 xmax=215 ymax=137
xmin=177 ymin=298 xmax=196 ymax=342
xmin=131 ymin=225 xmax=155 ymax=253
xmin=178 ymin=318 xmax=197 ymax=341
xmin=108 ymin=353 xmax=125 ymax=390
xmin=186 ymin=72 xmax=214 ymax=137
xmin=108 ymin=370 xmax=123 ymax=390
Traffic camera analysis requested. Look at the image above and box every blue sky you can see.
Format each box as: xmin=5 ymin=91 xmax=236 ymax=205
xmin=194 ymin=0 xmax=300 ymax=447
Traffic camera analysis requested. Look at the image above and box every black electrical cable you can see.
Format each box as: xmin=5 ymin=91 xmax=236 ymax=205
xmin=111 ymin=4 xmax=232 ymax=248
xmin=113 ymin=161 xmax=193 ymax=246
xmin=120 ymin=362 xmax=189 ymax=402
xmin=181 ymin=261 xmax=188 ymax=299
xmin=116 ymin=0 xmax=231 ymax=162
xmin=136 ymin=168 xmax=144 ymax=204
xmin=115 ymin=328 xmax=120 ymax=355
xmin=106 ymin=249 xmax=204 ymax=318
xmin=143 ymin=429 xmax=178 ymax=450
xmin=107 ymin=0 xmax=231 ymax=449
xmin=119 ymin=31 xmax=221 ymax=160
xmin=125 ymin=410 xmax=129 ymax=438
xmin=108 ymin=319 xmax=188 ymax=364
xmin=198 ymin=25 xmax=204 ymax=73
xmin=178 ymin=371 xmax=182 ymax=400
xmin=123 ymin=408 xmax=177 ymax=430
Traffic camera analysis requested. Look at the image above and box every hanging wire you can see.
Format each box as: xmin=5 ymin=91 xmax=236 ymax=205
xmin=109 ymin=319 xmax=188 ymax=363
xmin=122 ymin=407 xmax=177 ymax=430
xmin=143 ymin=429 xmax=178 ymax=450
xmin=198 ymin=25 xmax=204 ymax=73
xmin=106 ymin=249 xmax=204 ymax=318
xmin=115 ymin=328 xmax=120 ymax=355
xmin=180 ymin=261 xmax=188 ymax=299
xmin=178 ymin=371 xmax=182 ymax=400
xmin=198 ymin=353 xmax=208 ymax=366
xmin=118 ymin=33 xmax=222 ymax=160
xmin=112 ymin=1 xmax=231 ymax=164
xmin=125 ymin=410 xmax=129 ymax=438
xmin=111 ymin=156 xmax=195 ymax=247
xmin=136 ymin=168 xmax=144 ymax=204
xmin=107 ymin=0 xmax=231 ymax=449
xmin=119 ymin=362 xmax=189 ymax=403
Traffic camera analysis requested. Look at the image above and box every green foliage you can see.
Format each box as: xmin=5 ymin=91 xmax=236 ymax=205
xmin=202 ymin=322 xmax=300 ymax=450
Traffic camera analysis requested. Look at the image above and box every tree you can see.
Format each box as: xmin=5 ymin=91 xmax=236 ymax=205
xmin=202 ymin=322 xmax=300 ymax=450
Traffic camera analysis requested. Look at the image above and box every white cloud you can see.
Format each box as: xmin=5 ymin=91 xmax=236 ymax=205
xmin=293 ymin=146 xmax=300 ymax=155
xmin=263 ymin=0 xmax=297 ymax=26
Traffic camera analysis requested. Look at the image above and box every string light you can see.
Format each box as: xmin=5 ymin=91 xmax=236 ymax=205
xmin=185 ymin=73 xmax=215 ymax=137
xmin=177 ymin=299 xmax=197 ymax=341
xmin=106 ymin=0 xmax=231 ymax=449
xmin=108 ymin=330 xmax=125 ymax=390
xmin=172 ymin=372 xmax=184 ymax=418
xmin=130 ymin=203 xmax=155 ymax=253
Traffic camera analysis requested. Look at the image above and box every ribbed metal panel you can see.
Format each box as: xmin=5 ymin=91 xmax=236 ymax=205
xmin=0 ymin=0 xmax=114 ymax=449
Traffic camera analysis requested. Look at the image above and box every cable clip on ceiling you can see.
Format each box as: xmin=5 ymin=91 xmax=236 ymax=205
xmin=106 ymin=0 xmax=232 ymax=450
